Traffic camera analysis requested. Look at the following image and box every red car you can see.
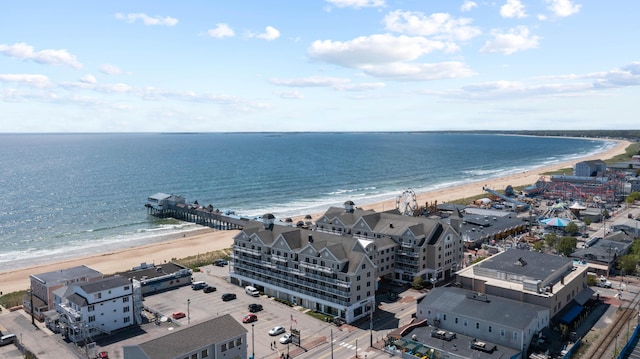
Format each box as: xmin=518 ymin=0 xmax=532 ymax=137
xmin=97 ymin=352 xmax=109 ymax=359
xmin=242 ymin=313 xmax=258 ymax=323
xmin=172 ymin=312 xmax=186 ymax=319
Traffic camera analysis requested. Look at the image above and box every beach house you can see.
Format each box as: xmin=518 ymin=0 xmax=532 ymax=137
xmin=26 ymin=265 xmax=104 ymax=322
xmin=55 ymin=275 xmax=141 ymax=343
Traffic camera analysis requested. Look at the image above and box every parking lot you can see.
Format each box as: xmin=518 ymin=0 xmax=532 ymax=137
xmin=0 ymin=263 xmax=419 ymax=359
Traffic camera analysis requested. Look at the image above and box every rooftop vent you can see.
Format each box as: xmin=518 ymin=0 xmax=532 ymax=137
xmin=514 ymin=257 xmax=527 ymax=266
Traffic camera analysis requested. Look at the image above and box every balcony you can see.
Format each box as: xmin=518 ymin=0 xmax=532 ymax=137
xmin=58 ymin=303 xmax=82 ymax=323
xmin=299 ymin=261 xmax=334 ymax=274
xmin=396 ymin=250 xmax=419 ymax=258
xmin=271 ymin=254 xmax=288 ymax=263
xmin=234 ymin=246 xmax=262 ymax=256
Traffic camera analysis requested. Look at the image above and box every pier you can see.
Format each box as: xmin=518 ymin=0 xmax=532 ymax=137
xmin=145 ymin=193 xmax=249 ymax=230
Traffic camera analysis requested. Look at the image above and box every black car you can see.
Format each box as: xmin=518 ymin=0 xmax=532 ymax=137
xmin=248 ymin=303 xmax=263 ymax=312
xmin=203 ymin=285 xmax=217 ymax=293
xmin=213 ymin=259 xmax=228 ymax=267
xmin=222 ymin=293 xmax=237 ymax=301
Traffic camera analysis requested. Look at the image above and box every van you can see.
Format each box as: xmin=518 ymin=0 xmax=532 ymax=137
xmin=0 ymin=333 xmax=16 ymax=346
xmin=191 ymin=281 xmax=207 ymax=290
xmin=245 ymin=286 xmax=259 ymax=297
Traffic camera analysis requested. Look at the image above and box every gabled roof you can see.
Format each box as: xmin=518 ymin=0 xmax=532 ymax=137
xmin=129 ymin=314 xmax=247 ymax=359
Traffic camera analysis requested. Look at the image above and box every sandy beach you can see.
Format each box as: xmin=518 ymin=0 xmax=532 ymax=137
xmin=0 ymin=138 xmax=631 ymax=295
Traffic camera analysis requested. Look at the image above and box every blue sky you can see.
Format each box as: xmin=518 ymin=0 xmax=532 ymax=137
xmin=1 ymin=0 xmax=638 ymax=132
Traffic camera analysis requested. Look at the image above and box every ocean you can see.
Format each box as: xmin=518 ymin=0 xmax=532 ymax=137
xmin=0 ymin=132 xmax=613 ymax=272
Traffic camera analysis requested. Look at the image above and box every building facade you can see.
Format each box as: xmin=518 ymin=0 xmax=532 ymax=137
xmin=55 ymin=276 xmax=140 ymax=343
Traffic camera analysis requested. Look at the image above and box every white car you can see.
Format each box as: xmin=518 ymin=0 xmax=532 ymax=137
xmin=269 ymin=326 xmax=286 ymax=336
xmin=279 ymin=333 xmax=292 ymax=344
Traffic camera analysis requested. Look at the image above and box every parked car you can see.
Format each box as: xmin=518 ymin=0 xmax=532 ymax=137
xmin=172 ymin=312 xmax=186 ymax=319
xmin=191 ymin=281 xmax=207 ymax=290
xmin=242 ymin=314 xmax=258 ymax=323
xmin=248 ymin=303 xmax=263 ymax=313
xmin=203 ymin=285 xmax=217 ymax=293
xmin=213 ymin=259 xmax=228 ymax=267
xmin=279 ymin=333 xmax=292 ymax=344
xmin=0 ymin=333 xmax=17 ymax=346
xmin=222 ymin=293 xmax=237 ymax=301
xmin=269 ymin=326 xmax=286 ymax=336
xmin=97 ymin=351 xmax=109 ymax=359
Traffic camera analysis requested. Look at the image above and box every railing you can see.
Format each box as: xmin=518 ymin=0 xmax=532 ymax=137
xmin=234 ymin=246 xmax=262 ymax=256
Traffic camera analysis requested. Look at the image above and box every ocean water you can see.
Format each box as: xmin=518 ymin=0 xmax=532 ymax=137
xmin=0 ymin=132 xmax=613 ymax=271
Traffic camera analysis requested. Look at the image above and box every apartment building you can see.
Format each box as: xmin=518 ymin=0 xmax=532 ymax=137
xmin=231 ymin=201 xmax=463 ymax=323
xmin=55 ymin=275 xmax=140 ymax=343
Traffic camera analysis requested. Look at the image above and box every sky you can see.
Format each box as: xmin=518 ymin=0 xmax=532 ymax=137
xmin=1 ymin=0 xmax=639 ymax=132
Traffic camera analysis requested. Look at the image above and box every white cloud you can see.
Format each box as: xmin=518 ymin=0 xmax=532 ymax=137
xmin=0 ymin=43 xmax=83 ymax=69
xmin=276 ymin=90 xmax=304 ymax=99
xmin=546 ymin=0 xmax=581 ymax=17
xmin=461 ymin=1 xmax=478 ymax=12
xmin=100 ymin=64 xmax=124 ymax=75
xmin=500 ymin=0 xmax=527 ymax=18
xmin=257 ymin=26 xmax=281 ymax=41
xmin=270 ymin=76 xmax=385 ymax=91
xmin=360 ymin=62 xmax=475 ymax=81
xmin=480 ymin=26 xmax=540 ymax=55
xmin=309 ymin=34 xmax=446 ymax=68
xmin=207 ymin=23 xmax=235 ymax=38
xmin=325 ymin=0 xmax=385 ymax=9
xmin=383 ymin=10 xmax=481 ymax=41
xmin=0 ymin=74 xmax=51 ymax=88
xmin=115 ymin=13 xmax=178 ymax=26
xmin=79 ymin=75 xmax=97 ymax=84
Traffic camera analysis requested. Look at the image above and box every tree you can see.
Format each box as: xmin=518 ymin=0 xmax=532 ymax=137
xmin=533 ymin=240 xmax=545 ymax=252
xmin=556 ymin=236 xmax=577 ymax=256
xmin=618 ymin=254 xmax=638 ymax=275
xmin=626 ymin=191 xmax=640 ymax=204
xmin=412 ymin=275 xmax=424 ymax=290
xmin=565 ymin=222 xmax=579 ymax=235
xmin=583 ymin=218 xmax=592 ymax=227
xmin=544 ymin=233 xmax=558 ymax=248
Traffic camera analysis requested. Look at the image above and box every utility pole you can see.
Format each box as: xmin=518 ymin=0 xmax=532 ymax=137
xmin=187 ymin=299 xmax=191 ymax=325
xmin=330 ymin=329 xmax=334 ymax=359
xmin=251 ymin=323 xmax=255 ymax=359
xmin=370 ymin=300 xmax=374 ymax=348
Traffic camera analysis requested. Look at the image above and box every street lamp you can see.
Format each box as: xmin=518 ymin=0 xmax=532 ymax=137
xmin=187 ymin=299 xmax=191 ymax=325
xmin=251 ymin=323 xmax=255 ymax=359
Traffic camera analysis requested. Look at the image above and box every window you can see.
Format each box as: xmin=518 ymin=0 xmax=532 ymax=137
xmin=123 ymin=306 xmax=130 ymax=313
xmin=443 ymin=314 xmax=447 ymax=321
xmin=201 ymin=349 xmax=209 ymax=358
xmin=221 ymin=344 xmax=227 ymax=352
xmin=489 ymin=326 xmax=492 ymax=332
xmin=191 ymin=354 xmax=197 ymax=359
xmin=357 ymin=285 xmax=361 ymax=291
xmin=476 ymin=322 xmax=479 ymax=329
xmin=366 ymin=282 xmax=371 ymax=287
xmin=88 ymin=315 xmax=96 ymax=322
xmin=455 ymin=318 xmax=458 ymax=324
xmin=124 ymin=285 xmax=130 ymax=290
xmin=229 ymin=340 xmax=235 ymax=349
xmin=88 ymin=305 xmax=95 ymax=312
xmin=362 ymin=264 xmax=366 ymax=269
xmin=357 ymin=275 xmax=361 ymax=281
xmin=501 ymin=329 xmax=505 ymax=337
xmin=236 ymin=338 xmax=242 ymax=345
xmin=123 ymin=297 xmax=129 ymax=303
xmin=124 ymin=316 xmax=130 ymax=323
xmin=463 ymin=319 xmax=468 ymax=327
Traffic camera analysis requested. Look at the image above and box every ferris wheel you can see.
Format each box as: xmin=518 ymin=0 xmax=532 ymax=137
xmin=396 ymin=189 xmax=418 ymax=216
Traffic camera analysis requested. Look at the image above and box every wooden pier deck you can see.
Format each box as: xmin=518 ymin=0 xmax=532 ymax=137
xmin=145 ymin=193 xmax=251 ymax=230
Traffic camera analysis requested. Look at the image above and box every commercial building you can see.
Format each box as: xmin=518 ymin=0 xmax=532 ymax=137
xmin=123 ymin=314 xmax=248 ymax=359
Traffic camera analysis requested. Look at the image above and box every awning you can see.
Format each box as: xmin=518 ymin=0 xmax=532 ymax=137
xmin=560 ymin=304 xmax=584 ymax=324
xmin=574 ymin=287 xmax=595 ymax=306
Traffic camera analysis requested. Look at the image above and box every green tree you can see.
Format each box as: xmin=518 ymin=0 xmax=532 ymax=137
xmin=626 ymin=191 xmax=640 ymax=204
xmin=412 ymin=275 xmax=424 ymax=290
xmin=565 ymin=222 xmax=578 ymax=235
xmin=632 ymin=239 xmax=640 ymax=256
xmin=533 ymin=240 xmax=545 ymax=252
xmin=545 ymin=233 xmax=558 ymax=248
xmin=618 ymin=254 xmax=638 ymax=275
xmin=556 ymin=236 xmax=577 ymax=256
xmin=583 ymin=218 xmax=592 ymax=227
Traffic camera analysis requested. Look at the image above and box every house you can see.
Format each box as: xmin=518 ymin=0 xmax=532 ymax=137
xmin=55 ymin=276 xmax=140 ymax=343
xmin=26 ymin=265 xmax=104 ymax=321
xmin=570 ymin=230 xmax=634 ymax=276
xmin=118 ymin=262 xmax=192 ymax=295
xmin=416 ymin=287 xmax=548 ymax=354
xmin=123 ymin=314 xmax=248 ymax=359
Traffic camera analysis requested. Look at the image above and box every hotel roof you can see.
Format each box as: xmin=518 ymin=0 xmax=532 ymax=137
xmin=31 ymin=265 xmax=102 ymax=285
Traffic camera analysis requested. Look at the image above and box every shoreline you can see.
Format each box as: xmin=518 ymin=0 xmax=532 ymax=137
xmin=0 ymin=138 xmax=631 ymax=294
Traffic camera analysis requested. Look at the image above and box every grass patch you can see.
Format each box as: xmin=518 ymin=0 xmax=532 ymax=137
xmin=0 ymin=290 xmax=27 ymax=309
xmin=173 ymin=248 xmax=232 ymax=270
